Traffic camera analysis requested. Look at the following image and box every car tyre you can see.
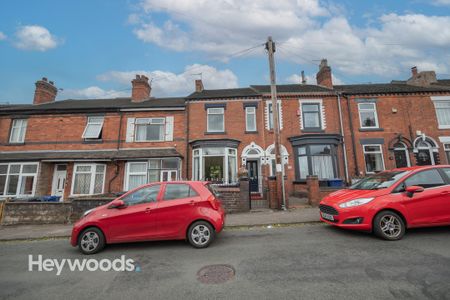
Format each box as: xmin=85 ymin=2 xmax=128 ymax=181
xmin=187 ymin=221 xmax=215 ymax=249
xmin=78 ymin=227 xmax=106 ymax=255
xmin=373 ymin=211 xmax=405 ymax=241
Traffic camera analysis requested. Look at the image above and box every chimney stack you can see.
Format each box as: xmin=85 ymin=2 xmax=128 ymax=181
xmin=411 ymin=66 xmax=418 ymax=77
xmin=195 ymin=79 xmax=204 ymax=92
xmin=131 ymin=74 xmax=151 ymax=102
xmin=406 ymin=66 xmax=437 ymax=87
xmin=33 ymin=77 xmax=57 ymax=105
xmin=301 ymin=70 xmax=306 ymax=85
xmin=316 ymin=59 xmax=333 ymax=89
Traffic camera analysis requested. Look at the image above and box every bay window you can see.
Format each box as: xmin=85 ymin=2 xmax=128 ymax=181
xmin=192 ymin=147 xmax=237 ymax=184
xmin=72 ymin=164 xmax=106 ymax=195
xmin=295 ymin=145 xmax=336 ymax=180
xmin=363 ymin=145 xmax=385 ymax=173
xmin=0 ymin=163 xmax=38 ymax=197
xmin=9 ymin=119 xmax=28 ymax=143
xmin=125 ymin=158 xmax=181 ymax=191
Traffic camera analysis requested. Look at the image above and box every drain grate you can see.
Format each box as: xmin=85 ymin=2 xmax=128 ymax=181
xmin=197 ymin=264 xmax=235 ymax=284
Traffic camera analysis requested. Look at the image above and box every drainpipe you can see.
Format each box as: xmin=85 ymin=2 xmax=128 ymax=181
xmin=344 ymin=94 xmax=359 ymax=177
xmin=336 ymin=92 xmax=349 ymax=184
xmin=185 ymin=102 xmax=190 ymax=180
xmin=108 ymin=111 xmax=123 ymax=193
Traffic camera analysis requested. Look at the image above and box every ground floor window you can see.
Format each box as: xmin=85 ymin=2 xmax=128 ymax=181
xmin=363 ymin=145 xmax=385 ymax=173
xmin=0 ymin=162 xmax=39 ymax=197
xmin=125 ymin=158 xmax=181 ymax=190
xmin=444 ymin=144 xmax=450 ymax=164
xmin=192 ymin=147 xmax=237 ymax=183
xmin=294 ymin=145 xmax=336 ymax=180
xmin=71 ymin=164 xmax=106 ymax=195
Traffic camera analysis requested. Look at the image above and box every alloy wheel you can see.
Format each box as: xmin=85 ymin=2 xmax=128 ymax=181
xmin=379 ymin=215 xmax=402 ymax=239
xmin=80 ymin=231 xmax=100 ymax=252
xmin=191 ymin=225 xmax=211 ymax=246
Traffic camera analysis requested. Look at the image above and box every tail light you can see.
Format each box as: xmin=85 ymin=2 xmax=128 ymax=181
xmin=207 ymin=195 xmax=220 ymax=210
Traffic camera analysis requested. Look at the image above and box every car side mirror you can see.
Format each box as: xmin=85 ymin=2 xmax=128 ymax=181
xmin=405 ymin=185 xmax=424 ymax=198
xmin=108 ymin=199 xmax=126 ymax=209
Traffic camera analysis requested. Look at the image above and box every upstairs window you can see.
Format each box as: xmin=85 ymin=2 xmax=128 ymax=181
xmin=302 ymin=103 xmax=321 ymax=130
xmin=82 ymin=116 xmax=104 ymax=139
xmin=207 ymin=108 xmax=225 ymax=132
xmin=433 ymin=100 xmax=450 ymax=129
xmin=9 ymin=119 xmax=28 ymax=143
xmin=358 ymin=103 xmax=379 ymax=129
xmin=245 ymin=107 xmax=257 ymax=132
xmin=267 ymin=101 xmax=282 ymax=130
xmin=135 ymin=118 xmax=165 ymax=141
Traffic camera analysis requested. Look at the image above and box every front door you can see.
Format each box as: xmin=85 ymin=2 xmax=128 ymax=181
xmin=246 ymin=160 xmax=259 ymax=193
xmin=394 ymin=149 xmax=409 ymax=168
xmin=51 ymin=164 xmax=67 ymax=200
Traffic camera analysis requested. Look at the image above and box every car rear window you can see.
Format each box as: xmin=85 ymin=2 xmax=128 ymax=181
xmin=206 ymin=183 xmax=220 ymax=197
xmin=163 ymin=184 xmax=198 ymax=201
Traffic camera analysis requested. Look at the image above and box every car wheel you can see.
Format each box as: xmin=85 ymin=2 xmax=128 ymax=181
xmin=187 ymin=221 xmax=215 ymax=249
xmin=373 ymin=211 xmax=405 ymax=241
xmin=78 ymin=227 xmax=105 ymax=255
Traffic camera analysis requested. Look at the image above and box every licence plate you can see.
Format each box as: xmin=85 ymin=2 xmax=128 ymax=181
xmin=321 ymin=212 xmax=334 ymax=221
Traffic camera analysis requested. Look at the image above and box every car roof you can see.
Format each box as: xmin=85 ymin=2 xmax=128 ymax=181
xmin=392 ymin=165 xmax=450 ymax=172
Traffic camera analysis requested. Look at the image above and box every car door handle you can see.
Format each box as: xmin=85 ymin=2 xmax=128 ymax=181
xmin=189 ymin=200 xmax=195 ymax=206
xmin=440 ymin=191 xmax=450 ymax=195
xmin=145 ymin=208 xmax=151 ymax=213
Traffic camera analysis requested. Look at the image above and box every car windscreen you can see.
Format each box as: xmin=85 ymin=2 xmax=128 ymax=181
xmin=350 ymin=171 xmax=410 ymax=190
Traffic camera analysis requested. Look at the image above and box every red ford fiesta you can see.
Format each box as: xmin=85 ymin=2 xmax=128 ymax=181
xmin=320 ymin=165 xmax=450 ymax=240
xmin=70 ymin=181 xmax=225 ymax=254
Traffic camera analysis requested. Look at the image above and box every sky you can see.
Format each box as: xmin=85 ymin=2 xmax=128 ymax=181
xmin=1 ymin=0 xmax=450 ymax=104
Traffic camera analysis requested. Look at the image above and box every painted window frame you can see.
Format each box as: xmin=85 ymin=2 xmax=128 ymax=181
xmin=431 ymin=96 xmax=450 ymax=129
xmin=363 ymin=144 xmax=385 ymax=174
xmin=71 ymin=163 xmax=106 ymax=196
xmin=294 ymin=144 xmax=337 ymax=180
xmin=245 ymin=106 xmax=257 ymax=132
xmin=0 ymin=162 xmax=39 ymax=198
xmin=82 ymin=116 xmax=104 ymax=139
xmin=302 ymin=103 xmax=322 ymax=130
xmin=134 ymin=118 xmax=166 ymax=142
xmin=9 ymin=119 xmax=28 ymax=144
xmin=445 ymin=143 xmax=450 ymax=164
xmin=267 ymin=100 xmax=283 ymax=130
xmin=207 ymin=107 xmax=225 ymax=133
xmin=358 ymin=102 xmax=379 ymax=129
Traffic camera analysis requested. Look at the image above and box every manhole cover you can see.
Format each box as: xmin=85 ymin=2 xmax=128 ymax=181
xmin=197 ymin=264 xmax=235 ymax=284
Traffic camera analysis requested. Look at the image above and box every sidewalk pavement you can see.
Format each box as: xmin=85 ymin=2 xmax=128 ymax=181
xmin=0 ymin=207 xmax=320 ymax=241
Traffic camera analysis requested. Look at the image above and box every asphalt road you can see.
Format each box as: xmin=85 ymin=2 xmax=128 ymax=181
xmin=0 ymin=224 xmax=449 ymax=300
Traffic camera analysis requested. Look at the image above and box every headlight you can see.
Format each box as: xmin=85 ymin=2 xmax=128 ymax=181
xmin=83 ymin=208 xmax=95 ymax=217
xmin=339 ymin=197 xmax=374 ymax=208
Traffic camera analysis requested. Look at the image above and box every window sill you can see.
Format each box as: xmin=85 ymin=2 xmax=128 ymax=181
xmin=245 ymin=131 xmax=258 ymax=134
xmin=8 ymin=142 xmax=25 ymax=145
xmin=204 ymin=131 xmax=226 ymax=135
xmin=438 ymin=126 xmax=450 ymax=130
xmin=83 ymin=139 xmax=103 ymax=144
xmin=301 ymin=129 xmax=325 ymax=133
xmin=359 ymin=128 xmax=384 ymax=132
xmin=133 ymin=140 xmax=166 ymax=142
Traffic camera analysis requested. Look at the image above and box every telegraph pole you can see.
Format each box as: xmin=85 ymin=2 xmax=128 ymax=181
xmin=265 ymin=36 xmax=286 ymax=210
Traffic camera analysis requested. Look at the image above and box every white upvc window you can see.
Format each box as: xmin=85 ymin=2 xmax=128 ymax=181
xmin=299 ymin=99 xmax=326 ymax=130
xmin=125 ymin=162 xmax=148 ymax=191
xmin=358 ymin=102 xmax=379 ymax=129
xmin=444 ymin=143 xmax=450 ymax=164
xmin=207 ymin=108 xmax=225 ymax=132
xmin=135 ymin=118 xmax=166 ymax=142
xmin=266 ymin=100 xmax=283 ymax=130
xmin=71 ymin=164 xmax=106 ymax=196
xmin=82 ymin=116 xmax=104 ymax=139
xmin=192 ymin=147 xmax=238 ymax=184
xmin=363 ymin=145 xmax=385 ymax=173
xmin=0 ymin=162 xmax=39 ymax=197
xmin=9 ymin=119 xmax=28 ymax=143
xmin=245 ymin=107 xmax=257 ymax=132
xmin=431 ymin=97 xmax=450 ymax=129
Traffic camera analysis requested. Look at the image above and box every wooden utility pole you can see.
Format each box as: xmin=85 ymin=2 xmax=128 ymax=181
xmin=265 ymin=36 xmax=286 ymax=210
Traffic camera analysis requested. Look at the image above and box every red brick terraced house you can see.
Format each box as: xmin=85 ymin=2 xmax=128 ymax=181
xmin=0 ymin=75 xmax=187 ymax=200
xmin=1 ymin=63 xmax=450 ymax=209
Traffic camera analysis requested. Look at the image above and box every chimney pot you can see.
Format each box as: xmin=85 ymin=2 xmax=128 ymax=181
xmin=33 ymin=77 xmax=57 ymax=105
xmin=131 ymin=74 xmax=151 ymax=102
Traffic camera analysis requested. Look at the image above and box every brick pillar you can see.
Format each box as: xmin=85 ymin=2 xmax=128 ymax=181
xmin=239 ymin=177 xmax=250 ymax=211
xmin=307 ymin=175 xmax=320 ymax=207
xmin=268 ymin=176 xmax=278 ymax=209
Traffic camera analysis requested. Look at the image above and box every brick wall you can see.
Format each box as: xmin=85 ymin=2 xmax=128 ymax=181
xmin=215 ymin=179 xmax=250 ymax=213
xmin=1 ymin=202 xmax=72 ymax=225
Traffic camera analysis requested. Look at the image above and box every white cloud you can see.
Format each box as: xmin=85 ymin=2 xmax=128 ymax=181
xmin=130 ymin=1 xmax=450 ymax=80
xmin=14 ymin=25 xmax=60 ymax=51
xmin=97 ymin=64 xmax=239 ymax=96
xmin=58 ymin=86 xmax=129 ymax=100
xmin=0 ymin=32 xmax=6 ymax=40
xmin=431 ymin=0 xmax=450 ymax=6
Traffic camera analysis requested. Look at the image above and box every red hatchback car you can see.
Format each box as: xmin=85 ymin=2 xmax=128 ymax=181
xmin=320 ymin=165 xmax=450 ymax=240
xmin=71 ymin=181 xmax=225 ymax=254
